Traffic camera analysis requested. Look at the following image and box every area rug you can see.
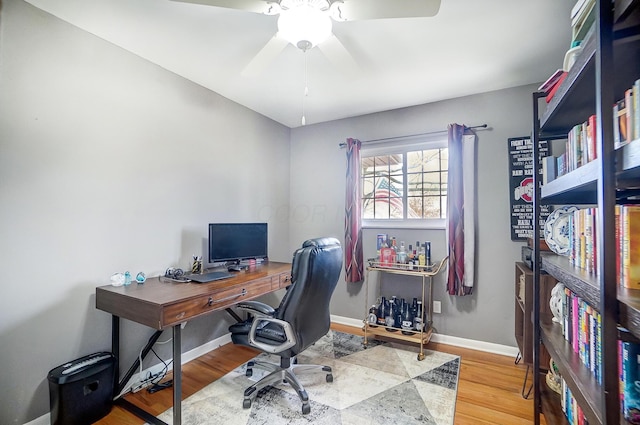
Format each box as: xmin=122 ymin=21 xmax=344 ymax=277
xmin=155 ymin=330 xmax=459 ymax=425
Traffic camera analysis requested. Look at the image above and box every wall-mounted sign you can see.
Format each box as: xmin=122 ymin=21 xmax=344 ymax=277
xmin=508 ymin=137 xmax=552 ymax=241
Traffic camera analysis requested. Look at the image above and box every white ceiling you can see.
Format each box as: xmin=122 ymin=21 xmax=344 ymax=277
xmin=24 ymin=0 xmax=574 ymax=128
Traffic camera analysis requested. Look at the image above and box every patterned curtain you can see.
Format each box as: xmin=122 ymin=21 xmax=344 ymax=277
xmin=447 ymin=124 xmax=475 ymax=295
xmin=344 ymin=138 xmax=363 ymax=283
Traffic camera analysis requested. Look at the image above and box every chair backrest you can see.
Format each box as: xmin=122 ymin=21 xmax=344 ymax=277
xmin=275 ymin=237 xmax=342 ymax=356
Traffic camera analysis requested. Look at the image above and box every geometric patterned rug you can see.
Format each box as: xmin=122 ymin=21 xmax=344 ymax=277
xmin=156 ymin=330 xmax=459 ymax=425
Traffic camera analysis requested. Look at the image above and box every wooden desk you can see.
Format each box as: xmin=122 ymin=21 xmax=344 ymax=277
xmin=96 ymin=262 xmax=291 ymax=425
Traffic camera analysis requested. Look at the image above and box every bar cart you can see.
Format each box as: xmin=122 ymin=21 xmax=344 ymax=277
xmin=363 ymin=257 xmax=448 ymax=360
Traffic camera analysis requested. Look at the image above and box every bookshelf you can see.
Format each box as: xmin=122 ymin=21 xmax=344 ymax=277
xmin=531 ymin=1 xmax=640 ymax=424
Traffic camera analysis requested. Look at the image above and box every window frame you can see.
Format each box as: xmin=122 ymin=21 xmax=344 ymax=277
xmin=360 ymin=133 xmax=448 ymax=230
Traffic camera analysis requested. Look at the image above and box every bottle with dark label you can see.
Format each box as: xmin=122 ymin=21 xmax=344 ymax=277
xmin=368 ymin=305 xmax=378 ymax=327
xmin=401 ymin=302 xmax=415 ymax=334
xmin=414 ymin=300 xmax=424 ymax=331
xmin=377 ymin=297 xmax=388 ymax=326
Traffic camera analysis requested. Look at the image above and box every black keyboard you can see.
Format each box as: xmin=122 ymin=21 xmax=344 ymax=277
xmin=188 ymin=271 xmax=233 ymax=283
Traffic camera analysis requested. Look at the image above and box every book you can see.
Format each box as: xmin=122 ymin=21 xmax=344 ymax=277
xmin=621 ymin=341 xmax=640 ymax=423
xmin=545 ymin=72 xmax=568 ymax=103
xmin=634 ymin=79 xmax=640 ymax=141
xmin=615 ymin=98 xmax=630 ymax=148
xmin=587 ymin=114 xmax=597 ymax=161
xmin=571 ymin=0 xmax=595 ymax=26
xmin=542 ymin=156 xmax=556 ymax=185
xmin=539 ymin=69 xmax=566 ymax=93
xmin=627 ymin=88 xmax=635 ymax=144
xmin=622 ymin=205 xmax=640 ymax=289
xmin=572 ymin=0 xmax=596 ymax=43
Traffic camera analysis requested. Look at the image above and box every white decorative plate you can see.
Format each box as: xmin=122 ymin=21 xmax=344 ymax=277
xmin=544 ymin=206 xmax=579 ymax=256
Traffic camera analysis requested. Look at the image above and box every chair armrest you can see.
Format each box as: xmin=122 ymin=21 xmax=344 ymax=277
xmin=248 ymin=317 xmax=296 ymax=354
xmin=235 ymin=301 xmax=275 ymax=317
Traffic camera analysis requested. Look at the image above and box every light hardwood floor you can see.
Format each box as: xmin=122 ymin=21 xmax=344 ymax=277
xmin=95 ymin=323 xmax=543 ymax=425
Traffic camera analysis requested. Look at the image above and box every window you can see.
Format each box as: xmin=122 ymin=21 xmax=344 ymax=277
xmin=360 ymin=135 xmax=448 ymax=228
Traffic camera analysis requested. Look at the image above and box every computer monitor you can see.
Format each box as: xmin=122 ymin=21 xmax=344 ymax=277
xmin=208 ymin=222 xmax=268 ymax=264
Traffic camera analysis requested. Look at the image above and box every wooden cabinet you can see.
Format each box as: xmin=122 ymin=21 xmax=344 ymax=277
xmin=362 ymin=258 xmax=446 ymax=361
xmin=514 ymin=262 xmax=554 ymax=368
xmin=531 ymin=2 xmax=640 ymax=424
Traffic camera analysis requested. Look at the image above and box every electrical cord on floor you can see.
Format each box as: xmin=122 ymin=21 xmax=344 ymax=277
xmin=147 ymin=379 xmax=173 ymax=394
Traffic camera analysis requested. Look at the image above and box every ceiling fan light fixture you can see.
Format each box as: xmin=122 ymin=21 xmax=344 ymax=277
xmin=277 ymin=3 xmax=332 ymax=49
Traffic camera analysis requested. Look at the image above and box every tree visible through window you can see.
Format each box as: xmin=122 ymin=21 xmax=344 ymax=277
xmin=361 ymin=147 xmax=448 ymax=220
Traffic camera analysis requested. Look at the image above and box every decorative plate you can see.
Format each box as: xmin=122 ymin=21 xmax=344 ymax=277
xmin=543 ymin=206 xmax=579 ymax=256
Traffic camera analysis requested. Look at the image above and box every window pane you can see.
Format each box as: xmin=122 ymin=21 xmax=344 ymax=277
xmin=423 ymin=172 xmax=443 ymax=195
xmin=423 ymin=196 xmax=443 ymax=218
xmin=407 ymin=173 xmax=423 ymax=194
xmin=407 ymin=151 xmax=423 ymax=174
xmin=440 ymin=171 xmax=448 ymax=195
xmin=407 ymin=196 xmax=423 ymax=218
xmin=362 ymin=177 xmax=375 ymax=198
xmin=423 ymin=149 xmax=441 ymax=172
xmin=440 ymin=149 xmax=449 ymax=169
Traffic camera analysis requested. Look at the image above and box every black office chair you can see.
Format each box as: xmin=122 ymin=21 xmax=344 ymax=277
xmin=228 ymin=237 xmax=342 ymax=415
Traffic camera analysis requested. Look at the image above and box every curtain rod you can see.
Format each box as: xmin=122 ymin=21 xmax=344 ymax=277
xmin=338 ymin=124 xmax=488 ymax=148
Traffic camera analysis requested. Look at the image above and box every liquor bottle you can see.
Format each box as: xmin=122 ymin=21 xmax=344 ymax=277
xmin=377 ymin=297 xmax=388 ymax=326
xmin=414 ymin=300 xmax=424 ymax=331
xmin=390 ymin=237 xmax=398 ymax=265
xmin=397 ymin=241 xmax=407 ymax=267
xmin=368 ymin=305 xmax=378 ymax=327
xmin=394 ymin=303 xmax=403 ymax=329
xmin=401 ymin=302 xmax=415 ymax=334
xmin=412 ymin=297 xmax=418 ymax=317
xmin=425 ymin=241 xmax=431 ymax=267
xmin=386 ymin=300 xmax=397 ymax=331
xmin=418 ymin=243 xmax=426 ymax=267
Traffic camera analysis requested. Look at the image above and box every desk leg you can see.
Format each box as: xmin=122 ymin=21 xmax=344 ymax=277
xmin=112 ymin=315 xmax=120 ymax=399
xmin=173 ymin=324 xmax=182 ymax=425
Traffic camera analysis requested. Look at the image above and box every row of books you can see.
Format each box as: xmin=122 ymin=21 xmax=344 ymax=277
xmin=561 ymin=379 xmax=589 ymax=425
xmin=559 ymin=204 xmax=640 ymax=288
xmin=616 ymin=205 xmax=640 ymax=289
xmin=614 ymin=79 xmax=640 ymax=149
xmin=567 ymin=207 xmax=598 ymax=277
xmin=560 ymin=286 xmax=602 ymax=384
xmin=560 ymin=115 xmax=598 ymax=178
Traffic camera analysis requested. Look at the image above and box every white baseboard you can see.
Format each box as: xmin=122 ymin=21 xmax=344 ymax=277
xmin=330 ymin=314 xmax=519 ymax=358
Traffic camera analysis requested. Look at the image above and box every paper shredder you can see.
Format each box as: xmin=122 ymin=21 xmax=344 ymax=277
xmin=47 ymin=352 xmax=115 ymax=425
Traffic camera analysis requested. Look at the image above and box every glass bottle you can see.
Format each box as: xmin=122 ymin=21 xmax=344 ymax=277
xmin=368 ymin=304 xmax=378 ymax=327
xmin=425 ymin=241 xmax=432 ymax=267
xmin=414 ymin=300 xmax=424 ymax=331
xmin=386 ymin=301 xmax=397 ymax=331
xmin=397 ymin=241 xmax=407 ymax=267
xmin=401 ymin=302 xmax=415 ymax=334
xmin=377 ymin=297 xmax=388 ymax=326
xmin=418 ymin=243 xmax=426 ymax=267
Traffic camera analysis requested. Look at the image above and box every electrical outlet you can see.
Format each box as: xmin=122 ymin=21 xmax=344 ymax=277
xmin=433 ymin=301 xmax=441 ymax=314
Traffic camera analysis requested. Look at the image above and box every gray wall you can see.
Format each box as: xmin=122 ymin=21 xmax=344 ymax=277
xmin=0 ymin=1 xmax=290 ymax=423
xmin=1 ymin=1 xmax=547 ymax=423
xmin=289 ymin=84 xmax=537 ymax=346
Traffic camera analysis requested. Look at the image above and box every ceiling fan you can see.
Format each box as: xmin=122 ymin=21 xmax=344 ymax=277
xmin=171 ymin=0 xmax=442 ymax=76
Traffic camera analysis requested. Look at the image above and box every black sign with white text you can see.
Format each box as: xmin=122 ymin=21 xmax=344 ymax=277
xmin=508 ymin=137 xmax=551 ymax=241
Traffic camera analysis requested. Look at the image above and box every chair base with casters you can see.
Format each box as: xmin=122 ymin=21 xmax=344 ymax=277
xmin=242 ymin=355 xmax=333 ymax=414
xmin=228 ymin=237 xmax=343 ymax=415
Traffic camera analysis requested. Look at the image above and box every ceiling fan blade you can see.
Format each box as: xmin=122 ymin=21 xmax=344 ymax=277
xmin=317 ymin=34 xmax=359 ymax=77
xmin=242 ymin=36 xmax=290 ymax=77
xmin=333 ymin=0 xmax=441 ymax=21
xmin=170 ymin=0 xmax=270 ymax=14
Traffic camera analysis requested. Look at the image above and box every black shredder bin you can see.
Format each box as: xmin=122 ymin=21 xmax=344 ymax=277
xmin=47 ymin=352 xmax=116 ymax=425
